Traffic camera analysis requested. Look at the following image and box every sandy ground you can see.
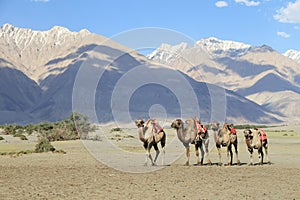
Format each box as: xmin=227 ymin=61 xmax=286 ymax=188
xmin=0 ymin=127 xmax=300 ymax=200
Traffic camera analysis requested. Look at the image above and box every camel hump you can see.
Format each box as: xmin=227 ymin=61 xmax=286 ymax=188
xmin=153 ymin=122 xmax=163 ymax=133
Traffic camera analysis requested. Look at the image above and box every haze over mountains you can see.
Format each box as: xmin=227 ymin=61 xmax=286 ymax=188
xmin=0 ymin=24 xmax=298 ymax=125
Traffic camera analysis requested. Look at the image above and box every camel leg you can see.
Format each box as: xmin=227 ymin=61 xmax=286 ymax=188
xmin=144 ymin=154 xmax=148 ymax=166
xmin=195 ymin=145 xmax=200 ymax=165
xmin=234 ymin=142 xmax=240 ymax=165
xmin=200 ymin=143 xmax=204 ymax=165
xmin=249 ymin=152 xmax=254 ymax=165
xmin=248 ymin=148 xmax=254 ymax=165
xmin=161 ymin=147 xmax=165 ymax=166
xmin=153 ymin=143 xmax=159 ymax=165
xmin=216 ymin=145 xmax=222 ymax=166
xmin=204 ymin=139 xmax=211 ymax=165
xmin=226 ymin=145 xmax=233 ymax=166
xmin=145 ymin=151 xmax=154 ymax=166
xmin=265 ymin=146 xmax=270 ymax=164
xmin=185 ymin=146 xmax=190 ymax=166
xmin=145 ymin=144 xmax=154 ymax=166
xmin=148 ymin=153 xmax=154 ymax=166
xmin=153 ymin=150 xmax=160 ymax=165
xmin=264 ymin=141 xmax=270 ymax=164
xmin=160 ymin=134 xmax=166 ymax=166
xmin=258 ymin=147 xmax=264 ymax=165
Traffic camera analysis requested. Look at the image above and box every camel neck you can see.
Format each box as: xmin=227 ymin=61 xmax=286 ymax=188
xmin=137 ymin=126 xmax=146 ymax=142
xmin=176 ymin=126 xmax=185 ymax=142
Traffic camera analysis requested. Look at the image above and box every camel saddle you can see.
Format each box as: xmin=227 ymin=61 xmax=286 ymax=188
xmin=230 ymin=128 xmax=237 ymax=135
xmin=152 ymin=122 xmax=163 ymax=133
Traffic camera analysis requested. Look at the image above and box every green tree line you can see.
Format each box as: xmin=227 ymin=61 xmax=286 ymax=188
xmin=0 ymin=112 xmax=97 ymax=141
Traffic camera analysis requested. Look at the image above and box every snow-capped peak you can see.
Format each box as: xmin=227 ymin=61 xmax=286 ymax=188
xmin=196 ymin=37 xmax=252 ymax=56
xmin=147 ymin=42 xmax=189 ymax=62
xmin=283 ymin=49 xmax=300 ymax=64
xmin=0 ymin=23 xmax=92 ymax=52
xmin=49 ymin=25 xmax=71 ymax=33
xmin=147 ymin=37 xmax=255 ymax=64
xmin=0 ymin=23 xmax=91 ymax=40
xmin=1 ymin=23 xmax=15 ymax=32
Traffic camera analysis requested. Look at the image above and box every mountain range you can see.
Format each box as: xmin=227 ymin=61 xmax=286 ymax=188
xmin=148 ymin=37 xmax=300 ymax=123
xmin=0 ymin=24 xmax=299 ymax=125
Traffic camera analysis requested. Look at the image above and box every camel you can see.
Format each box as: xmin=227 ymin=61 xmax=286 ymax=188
xmin=243 ymin=129 xmax=270 ymax=165
xmin=211 ymin=122 xmax=240 ymax=166
xmin=135 ymin=119 xmax=166 ymax=166
xmin=171 ymin=118 xmax=208 ymax=166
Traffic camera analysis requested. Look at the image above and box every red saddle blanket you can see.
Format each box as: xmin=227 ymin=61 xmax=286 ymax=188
xmin=230 ymin=128 xmax=237 ymax=135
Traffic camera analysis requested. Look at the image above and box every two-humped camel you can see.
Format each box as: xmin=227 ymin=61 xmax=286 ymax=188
xmin=171 ymin=118 xmax=208 ymax=166
xmin=135 ymin=119 xmax=166 ymax=166
xmin=211 ymin=122 xmax=240 ymax=166
xmin=243 ymin=129 xmax=270 ymax=165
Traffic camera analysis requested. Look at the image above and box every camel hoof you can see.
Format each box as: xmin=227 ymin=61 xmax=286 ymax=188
xmin=248 ymin=163 xmax=253 ymax=166
xmin=237 ymin=161 xmax=241 ymax=166
xmin=224 ymin=163 xmax=231 ymax=166
xmin=267 ymin=161 xmax=271 ymax=165
xmin=206 ymin=161 xmax=212 ymax=166
xmin=184 ymin=162 xmax=189 ymax=166
xmin=152 ymin=163 xmax=157 ymax=166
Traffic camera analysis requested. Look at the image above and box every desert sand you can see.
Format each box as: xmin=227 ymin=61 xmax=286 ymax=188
xmin=0 ymin=127 xmax=300 ymax=200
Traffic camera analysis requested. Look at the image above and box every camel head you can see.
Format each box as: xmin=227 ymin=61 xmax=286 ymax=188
xmin=171 ymin=119 xmax=183 ymax=129
xmin=211 ymin=122 xmax=220 ymax=131
xmin=135 ymin=119 xmax=145 ymax=128
xmin=145 ymin=119 xmax=156 ymax=128
xmin=243 ymin=129 xmax=252 ymax=138
xmin=220 ymin=123 xmax=231 ymax=135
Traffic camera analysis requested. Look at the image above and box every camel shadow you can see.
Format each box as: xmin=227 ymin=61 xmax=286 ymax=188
xmin=252 ymin=162 xmax=273 ymax=166
xmin=199 ymin=162 xmax=248 ymax=166
xmin=232 ymin=162 xmax=248 ymax=166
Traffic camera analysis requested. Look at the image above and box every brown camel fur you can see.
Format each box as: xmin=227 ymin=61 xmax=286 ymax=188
xmin=211 ymin=122 xmax=240 ymax=166
xmin=243 ymin=129 xmax=270 ymax=165
xmin=171 ymin=118 xmax=205 ymax=166
xmin=135 ymin=119 xmax=166 ymax=166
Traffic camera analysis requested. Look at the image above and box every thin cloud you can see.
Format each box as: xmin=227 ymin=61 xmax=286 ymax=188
xmin=274 ymin=0 xmax=300 ymax=23
xmin=30 ymin=0 xmax=50 ymax=2
xmin=294 ymin=26 xmax=300 ymax=30
xmin=215 ymin=1 xmax=228 ymax=8
xmin=235 ymin=0 xmax=260 ymax=6
xmin=277 ymin=31 xmax=290 ymax=38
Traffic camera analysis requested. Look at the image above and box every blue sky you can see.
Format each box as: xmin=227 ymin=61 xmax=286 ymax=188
xmin=0 ymin=0 xmax=299 ymax=53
